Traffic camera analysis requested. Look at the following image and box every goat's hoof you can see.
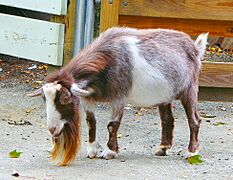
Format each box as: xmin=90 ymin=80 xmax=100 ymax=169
xmin=87 ymin=142 xmax=98 ymax=159
xmin=155 ymin=145 xmax=170 ymax=156
xmin=100 ymin=147 xmax=117 ymax=160
xmin=185 ymin=150 xmax=199 ymax=158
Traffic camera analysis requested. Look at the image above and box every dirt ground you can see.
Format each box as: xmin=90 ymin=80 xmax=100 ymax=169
xmin=0 ymin=59 xmax=233 ymax=180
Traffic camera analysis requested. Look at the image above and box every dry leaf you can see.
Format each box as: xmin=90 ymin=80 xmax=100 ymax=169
xmin=213 ymin=122 xmax=227 ymax=126
xmin=117 ymin=133 xmax=123 ymax=138
xmin=201 ymin=114 xmax=216 ymax=118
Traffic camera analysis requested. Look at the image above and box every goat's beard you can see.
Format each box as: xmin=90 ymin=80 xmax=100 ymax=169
xmin=50 ymin=118 xmax=81 ymax=166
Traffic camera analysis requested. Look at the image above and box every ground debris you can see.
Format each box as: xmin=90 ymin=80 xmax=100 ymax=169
xmin=200 ymin=111 xmax=216 ymax=118
xmin=213 ymin=122 xmax=227 ymax=126
xmin=11 ymin=170 xmax=20 ymax=177
xmin=0 ymin=55 xmax=47 ymax=88
xmin=220 ymin=107 xmax=227 ymax=111
xmin=25 ymin=107 xmax=36 ymax=114
xmin=117 ymin=133 xmax=123 ymax=138
xmin=2 ymin=118 xmax=32 ymax=126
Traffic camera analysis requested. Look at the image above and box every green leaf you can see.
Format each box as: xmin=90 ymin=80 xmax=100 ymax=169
xmin=187 ymin=155 xmax=204 ymax=165
xmin=8 ymin=150 xmax=22 ymax=158
xmin=213 ymin=122 xmax=227 ymax=126
xmin=201 ymin=114 xmax=216 ymax=118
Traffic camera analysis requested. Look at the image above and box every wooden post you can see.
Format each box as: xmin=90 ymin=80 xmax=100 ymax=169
xmin=100 ymin=0 xmax=119 ymax=33
xmin=49 ymin=0 xmax=76 ymax=72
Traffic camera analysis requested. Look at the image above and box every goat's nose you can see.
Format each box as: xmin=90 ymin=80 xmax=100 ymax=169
xmin=49 ymin=127 xmax=56 ymax=135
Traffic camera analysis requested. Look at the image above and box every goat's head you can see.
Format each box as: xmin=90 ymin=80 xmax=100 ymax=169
xmin=28 ymin=72 xmax=94 ymax=166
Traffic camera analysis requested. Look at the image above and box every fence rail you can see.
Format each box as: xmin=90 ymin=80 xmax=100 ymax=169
xmin=0 ymin=0 xmax=67 ymax=15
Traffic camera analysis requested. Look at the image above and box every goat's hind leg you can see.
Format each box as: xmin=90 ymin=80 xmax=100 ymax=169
xmin=181 ymin=85 xmax=201 ymax=157
xmin=86 ymin=111 xmax=98 ymax=158
xmin=155 ymin=103 xmax=175 ymax=156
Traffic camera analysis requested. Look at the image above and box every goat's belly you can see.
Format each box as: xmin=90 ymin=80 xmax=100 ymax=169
xmin=125 ymin=35 xmax=173 ymax=106
xmin=127 ymin=80 xmax=172 ymax=107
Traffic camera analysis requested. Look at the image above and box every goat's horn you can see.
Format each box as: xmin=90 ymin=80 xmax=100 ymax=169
xmin=27 ymin=87 xmax=42 ymax=97
xmin=70 ymin=84 xmax=94 ymax=97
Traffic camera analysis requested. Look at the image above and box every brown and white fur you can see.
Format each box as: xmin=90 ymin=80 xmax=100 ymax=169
xmin=29 ymin=27 xmax=208 ymax=166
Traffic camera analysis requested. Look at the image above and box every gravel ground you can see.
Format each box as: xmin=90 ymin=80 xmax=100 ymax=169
xmin=0 ymin=80 xmax=233 ymax=180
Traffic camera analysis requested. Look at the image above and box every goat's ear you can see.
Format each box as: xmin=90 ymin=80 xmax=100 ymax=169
xmin=59 ymin=88 xmax=72 ymax=105
xmin=70 ymin=83 xmax=94 ymax=97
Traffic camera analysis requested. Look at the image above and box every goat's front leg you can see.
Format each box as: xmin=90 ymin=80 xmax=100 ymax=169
xmin=100 ymin=101 xmax=124 ymax=160
xmin=86 ymin=110 xmax=98 ymax=158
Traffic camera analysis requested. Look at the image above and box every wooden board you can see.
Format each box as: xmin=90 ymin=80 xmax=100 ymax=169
xmin=119 ymin=15 xmax=233 ymax=38
xmin=100 ymin=0 xmax=119 ymax=32
xmin=119 ymin=0 xmax=233 ymax=21
xmin=49 ymin=0 xmax=76 ymax=72
xmin=0 ymin=13 xmax=64 ymax=66
xmin=0 ymin=0 xmax=67 ymax=15
xmin=51 ymin=0 xmax=76 ymax=65
xmin=199 ymin=87 xmax=233 ymax=102
xmin=199 ymin=62 xmax=233 ymax=88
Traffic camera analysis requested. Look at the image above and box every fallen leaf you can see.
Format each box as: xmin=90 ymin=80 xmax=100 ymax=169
xmin=117 ymin=133 xmax=123 ymax=138
xmin=135 ymin=112 xmax=142 ymax=116
xmin=39 ymin=123 xmax=45 ymax=128
xmin=25 ymin=107 xmax=35 ymax=113
xmin=187 ymin=155 xmax=204 ymax=165
xmin=33 ymin=80 xmax=43 ymax=84
xmin=213 ymin=122 xmax=227 ymax=126
xmin=201 ymin=114 xmax=216 ymax=118
xmin=9 ymin=150 xmax=22 ymax=158
xmin=38 ymin=65 xmax=48 ymax=70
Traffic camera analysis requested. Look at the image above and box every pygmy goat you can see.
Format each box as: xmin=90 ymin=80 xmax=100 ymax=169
xmin=29 ymin=27 xmax=208 ymax=166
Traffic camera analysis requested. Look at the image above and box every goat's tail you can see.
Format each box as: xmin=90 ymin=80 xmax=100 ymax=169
xmin=194 ymin=33 xmax=208 ymax=67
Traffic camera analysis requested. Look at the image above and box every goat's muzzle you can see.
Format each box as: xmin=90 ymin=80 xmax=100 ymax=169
xmin=49 ymin=127 xmax=63 ymax=138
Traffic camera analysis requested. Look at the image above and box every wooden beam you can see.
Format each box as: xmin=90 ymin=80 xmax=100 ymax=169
xmin=119 ymin=0 xmax=233 ymax=21
xmin=119 ymin=15 xmax=233 ymax=37
xmin=199 ymin=62 xmax=233 ymax=88
xmin=100 ymin=0 xmax=120 ymax=33
xmin=199 ymin=87 xmax=233 ymax=102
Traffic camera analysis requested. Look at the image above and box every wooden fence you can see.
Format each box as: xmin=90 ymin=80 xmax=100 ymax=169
xmin=100 ymin=0 xmax=233 ymax=101
xmin=0 ymin=0 xmax=76 ymax=66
